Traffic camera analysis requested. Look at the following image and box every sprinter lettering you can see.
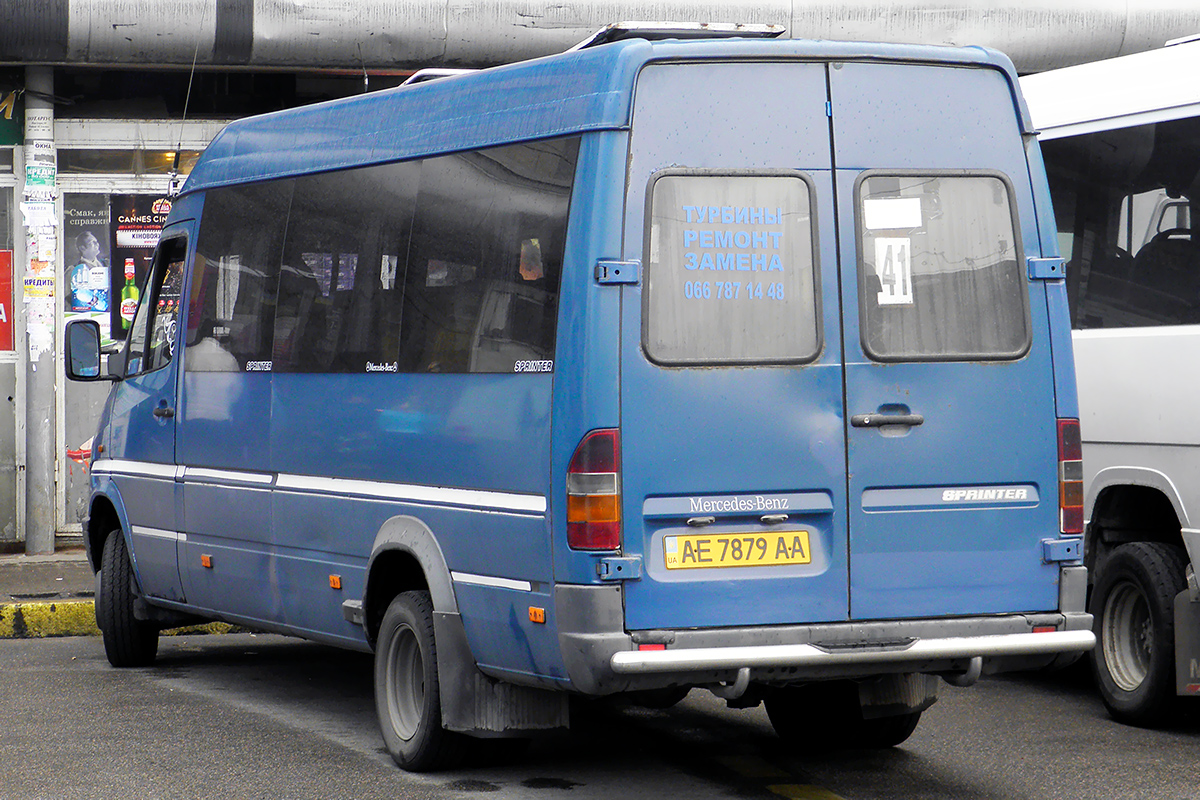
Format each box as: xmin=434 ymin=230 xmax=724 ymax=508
xmin=941 ymin=488 xmax=1030 ymax=502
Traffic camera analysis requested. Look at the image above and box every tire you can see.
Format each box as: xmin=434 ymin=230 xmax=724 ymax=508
xmin=374 ymin=591 xmax=467 ymax=771
xmin=765 ymin=681 xmax=921 ymax=749
xmin=97 ymin=529 xmax=159 ymax=668
xmin=1090 ymin=541 xmax=1188 ymax=726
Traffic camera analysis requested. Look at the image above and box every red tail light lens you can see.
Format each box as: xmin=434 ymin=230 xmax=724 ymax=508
xmin=1058 ymin=418 xmax=1084 ymax=535
xmin=567 ymin=429 xmax=621 ymax=550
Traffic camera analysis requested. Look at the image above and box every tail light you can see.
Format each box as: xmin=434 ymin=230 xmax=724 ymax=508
xmin=567 ymin=429 xmax=621 ymax=550
xmin=1058 ymin=418 xmax=1084 ymax=535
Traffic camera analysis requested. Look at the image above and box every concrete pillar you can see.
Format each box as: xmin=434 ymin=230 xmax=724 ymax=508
xmin=23 ymin=66 xmax=56 ymax=554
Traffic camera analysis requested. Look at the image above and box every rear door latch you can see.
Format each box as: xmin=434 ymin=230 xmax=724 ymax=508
xmin=595 ymin=259 xmax=640 ymax=285
xmin=1027 ymin=257 xmax=1066 ymax=280
xmin=597 ymin=556 xmax=642 ymax=581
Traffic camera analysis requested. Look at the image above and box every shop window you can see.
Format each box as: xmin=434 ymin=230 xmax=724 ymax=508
xmin=58 ymin=149 xmax=202 ymax=175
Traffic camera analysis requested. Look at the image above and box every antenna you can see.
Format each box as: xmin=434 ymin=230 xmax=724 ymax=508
xmin=170 ymin=3 xmax=208 ymax=197
xmin=358 ymin=43 xmax=369 ymax=93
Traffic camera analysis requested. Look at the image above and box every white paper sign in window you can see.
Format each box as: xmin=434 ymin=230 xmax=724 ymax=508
xmin=874 ymin=237 xmax=914 ymax=305
xmin=864 ymin=197 xmax=922 ymax=230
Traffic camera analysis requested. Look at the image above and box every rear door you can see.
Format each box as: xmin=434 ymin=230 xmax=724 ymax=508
xmin=619 ymin=57 xmax=1062 ymax=633
xmin=620 ymin=61 xmax=848 ymax=630
xmin=830 ymin=62 xmax=1062 ymax=619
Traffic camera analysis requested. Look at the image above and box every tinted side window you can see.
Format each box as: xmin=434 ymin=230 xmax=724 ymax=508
xmin=858 ymin=174 xmax=1029 ymax=361
xmin=402 ymin=137 xmax=578 ymax=373
xmin=187 ymin=182 xmax=293 ymax=372
xmin=1042 ymin=116 xmax=1200 ymax=329
xmin=125 ymin=237 xmax=187 ymax=376
xmin=273 ymin=161 xmax=418 ymax=373
xmin=643 ymin=171 xmax=820 ymax=365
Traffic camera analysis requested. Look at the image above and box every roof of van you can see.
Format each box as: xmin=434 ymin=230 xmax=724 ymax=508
xmin=182 ymin=37 xmax=1026 ymax=196
xmin=1020 ymin=39 xmax=1200 ymax=140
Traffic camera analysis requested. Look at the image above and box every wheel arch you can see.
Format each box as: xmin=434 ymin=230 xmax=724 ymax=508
xmin=84 ymin=488 xmax=131 ymax=574
xmin=1086 ymin=468 xmax=1188 ymax=580
xmin=362 ymin=515 xmax=458 ymax=650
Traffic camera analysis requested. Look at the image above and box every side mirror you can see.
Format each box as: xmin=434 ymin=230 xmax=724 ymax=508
xmin=64 ymin=319 xmax=117 ymax=382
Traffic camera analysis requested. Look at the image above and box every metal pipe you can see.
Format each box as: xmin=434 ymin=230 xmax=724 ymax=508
xmin=0 ymin=2 xmax=1198 ymax=74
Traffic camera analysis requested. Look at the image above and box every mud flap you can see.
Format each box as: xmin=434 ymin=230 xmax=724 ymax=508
xmin=1173 ymin=590 xmax=1200 ymax=697
xmin=433 ymin=610 xmax=568 ymax=736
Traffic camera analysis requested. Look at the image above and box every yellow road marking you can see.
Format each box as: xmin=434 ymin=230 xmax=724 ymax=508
xmin=715 ymin=754 xmax=791 ymax=779
xmin=768 ymin=784 xmax=848 ymax=800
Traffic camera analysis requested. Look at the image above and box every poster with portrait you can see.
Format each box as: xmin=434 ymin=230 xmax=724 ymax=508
xmin=63 ymin=194 xmax=113 ymax=346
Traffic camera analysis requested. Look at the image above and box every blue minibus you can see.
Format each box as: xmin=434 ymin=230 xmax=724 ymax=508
xmin=66 ymin=28 xmax=1093 ymax=770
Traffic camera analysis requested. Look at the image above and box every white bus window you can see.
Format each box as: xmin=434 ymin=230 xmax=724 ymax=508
xmin=1043 ymin=115 xmax=1200 ymax=328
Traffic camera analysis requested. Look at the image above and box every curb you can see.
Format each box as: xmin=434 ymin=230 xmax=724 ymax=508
xmin=0 ymin=600 xmax=243 ymax=639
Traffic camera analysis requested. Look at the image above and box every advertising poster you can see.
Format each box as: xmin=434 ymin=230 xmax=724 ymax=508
xmin=63 ymin=194 xmax=113 ymax=345
xmin=109 ymin=194 xmax=171 ymax=339
xmin=0 ymin=250 xmax=12 ymax=351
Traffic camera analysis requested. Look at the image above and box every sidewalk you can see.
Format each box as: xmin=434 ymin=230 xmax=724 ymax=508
xmin=0 ymin=547 xmax=240 ymax=639
xmin=0 ymin=549 xmax=99 ymax=638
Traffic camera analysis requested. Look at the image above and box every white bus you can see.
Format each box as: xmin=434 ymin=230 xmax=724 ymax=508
xmin=1022 ymin=37 xmax=1200 ymax=725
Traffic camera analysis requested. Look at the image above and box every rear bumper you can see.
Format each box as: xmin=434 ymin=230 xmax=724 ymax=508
xmin=610 ymin=629 xmax=1095 ymax=674
xmin=555 ymin=584 xmax=1094 ymax=694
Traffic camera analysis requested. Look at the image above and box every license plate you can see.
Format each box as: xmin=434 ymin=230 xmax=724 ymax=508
xmin=663 ymin=530 xmax=812 ymax=570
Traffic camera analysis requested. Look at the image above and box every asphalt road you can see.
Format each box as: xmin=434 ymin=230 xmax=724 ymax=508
xmin=2 ymin=634 xmax=1198 ymax=800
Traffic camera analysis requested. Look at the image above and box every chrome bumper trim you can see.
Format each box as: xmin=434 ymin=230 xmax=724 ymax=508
xmin=609 ymin=629 xmax=1096 ymax=674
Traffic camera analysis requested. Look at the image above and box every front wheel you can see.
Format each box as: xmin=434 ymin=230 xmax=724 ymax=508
xmin=374 ymin=591 xmax=466 ymax=771
xmin=1090 ymin=541 xmax=1188 ymax=726
xmin=97 ymin=529 xmax=159 ymax=667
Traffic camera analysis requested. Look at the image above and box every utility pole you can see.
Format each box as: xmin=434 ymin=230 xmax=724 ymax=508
xmin=23 ymin=66 xmax=56 ymax=554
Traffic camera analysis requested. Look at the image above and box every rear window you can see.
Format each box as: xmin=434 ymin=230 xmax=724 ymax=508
xmin=857 ymin=173 xmax=1029 ymax=361
xmin=643 ymin=171 xmax=821 ymax=365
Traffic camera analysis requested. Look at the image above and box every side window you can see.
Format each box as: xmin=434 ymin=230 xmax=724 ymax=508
xmin=273 ymin=160 xmax=418 ymax=372
xmin=124 ymin=237 xmax=187 ymax=377
xmin=643 ymin=171 xmax=820 ymax=365
xmin=402 ymin=136 xmax=579 ymax=373
xmin=857 ymin=174 xmax=1030 ymax=361
xmin=187 ymin=181 xmax=292 ymax=372
xmin=1042 ymin=115 xmax=1200 ymax=329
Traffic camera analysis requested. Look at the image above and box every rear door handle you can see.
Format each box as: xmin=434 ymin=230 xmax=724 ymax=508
xmin=851 ymin=413 xmax=923 ymax=428
xmin=153 ymin=405 xmax=175 ymax=419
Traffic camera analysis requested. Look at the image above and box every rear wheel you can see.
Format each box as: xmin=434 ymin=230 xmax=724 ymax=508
xmin=97 ymin=529 xmax=159 ymax=667
xmin=1090 ymin=541 xmax=1187 ymax=726
xmin=374 ymin=591 xmax=466 ymax=771
xmin=765 ymin=681 xmax=921 ymax=749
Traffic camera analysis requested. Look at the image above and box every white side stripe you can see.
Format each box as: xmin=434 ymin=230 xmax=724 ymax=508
xmin=184 ymin=467 xmax=274 ymax=486
xmin=274 ymin=474 xmax=546 ymax=514
xmin=132 ymin=526 xmax=187 ymax=543
xmin=93 ymin=459 xmax=546 ymax=515
xmin=451 ymin=572 xmax=533 ymax=592
xmin=92 ymin=459 xmax=181 ymax=480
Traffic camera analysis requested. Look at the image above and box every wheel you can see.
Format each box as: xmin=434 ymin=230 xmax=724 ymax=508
xmin=1090 ymin=542 xmax=1188 ymax=726
xmin=97 ymin=529 xmax=159 ymax=667
xmin=374 ymin=591 xmax=466 ymax=771
xmin=765 ymin=681 xmax=921 ymax=749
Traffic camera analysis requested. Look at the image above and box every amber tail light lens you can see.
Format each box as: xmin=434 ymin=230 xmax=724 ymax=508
xmin=567 ymin=429 xmax=621 ymax=550
xmin=1058 ymin=418 xmax=1084 ymax=535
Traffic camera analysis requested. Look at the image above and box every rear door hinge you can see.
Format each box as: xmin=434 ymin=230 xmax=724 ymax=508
xmin=1028 ymin=257 xmax=1066 ymax=280
xmin=595 ymin=259 xmax=640 ymax=285
xmin=597 ymin=556 xmax=642 ymax=581
xmin=1042 ymin=538 xmax=1083 ymax=563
